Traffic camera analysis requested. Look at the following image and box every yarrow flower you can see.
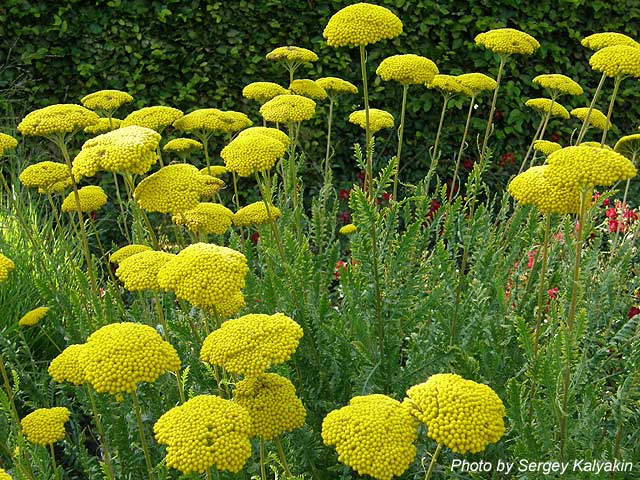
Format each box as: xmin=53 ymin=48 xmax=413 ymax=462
xmin=614 ymin=133 xmax=640 ymax=159
xmin=18 ymin=104 xmax=99 ymax=137
xmin=221 ymin=134 xmax=286 ymax=177
xmin=474 ymin=28 xmax=540 ymax=56
xmin=589 ymin=45 xmax=640 ymax=78
xmin=533 ymin=140 xmax=562 ymax=156
xmin=322 ymin=394 xmax=418 ymax=480
xmin=289 ymin=79 xmax=327 ymax=100
xmin=339 ymin=223 xmax=357 ymax=235
xmin=234 ymin=373 xmax=306 ymax=439
xmin=48 ymin=344 xmax=87 ymax=385
xmin=154 ymin=395 xmax=252 ymax=474
xmin=173 ymin=109 xmax=251 ymax=135
xmin=122 ymin=106 xmax=184 ymax=132
xmin=525 ymin=98 xmax=570 ymax=119
xmin=376 ymin=54 xmax=438 ymax=85
xmin=582 ymin=32 xmax=640 ymax=51
xmin=157 ymin=243 xmax=248 ymax=316
xmin=0 ymin=467 xmax=11 ymax=480
xmin=0 ymin=133 xmax=18 ymax=155
xmin=315 ymin=77 xmax=358 ymax=96
xmin=84 ymin=117 xmax=123 ymax=134
xmin=456 ymin=73 xmax=497 ymax=95
xmin=79 ymin=322 xmax=180 ymax=394
xmin=427 ymin=74 xmax=473 ymax=97
xmin=236 ymin=127 xmax=289 ymax=146
xmin=115 ymin=251 xmax=176 ymax=292
xmin=581 ymin=141 xmax=612 ymax=150
xmin=173 ymin=203 xmax=234 ymax=235
xmin=233 ymin=201 xmax=281 ymax=227
xmin=242 ymin=82 xmax=289 ymax=104
xmin=18 ymin=307 xmax=50 ymax=327
xmin=19 ymin=162 xmax=71 ymax=194
xmin=109 ymin=244 xmax=152 ymax=265
xmin=348 ymin=108 xmax=394 ymax=133
xmin=508 ymin=165 xmax=579 ymax=214
xmin=323 ymin=3 xmax=403 ymax=48
xmin=200 ymin=165 xmax=228 ymax=177
xmin=405 ymin=373 xmax=505 ymax=454
xmin=200 ymin=313 xmax=303 ymax=376
xmin=81 ymin=90 xmax=133 ymax=112
xmin=0 ymin=253 xmax=15 ymax=283
xmin=266 ymin=46 xmax=318 ymax=64
xmin=532 ymin=74 xmax=583 ymax=97
xmin=570 ymin=107 xmax=610 ymax=130
xmin=61 ymin=185 xmax=107 ymax=213
xmin=260 ymin=94 xmax=316 ymax=123
xmin=163 ymin=138 xmax=203 ymax=154
xmin=21 ymin=407 xmax=70 ymax=446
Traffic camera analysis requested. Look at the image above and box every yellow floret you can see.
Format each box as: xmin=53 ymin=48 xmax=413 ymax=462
xmin=376 ymin=54 xmax=438 ymax=85
xmin=18 ymin=105 xmax=99 ymax=137
xmin=173 ymin=109 xmax=252 ymax=135
xmin=456 ymin=73 xmax=497 ymax=94
xmin=84 ymin=117 xmax=123 ymax=134
xmin=18 ymin=307 xmax=49 ymax=327
xmin=221 ymin=134 xmax=286 ymax=177
xmin=427 ymin=74 xmax=473 ymax=97
xmin=109 ymin=244 xmax=152 ymax=265
xmin=243 ymin=82 xmax=289 ymax=104
xmin=260 ymin=94 xmax=316 ymax=123
xmin=533 ymin=140 xmax=562 ymax=156
xmin=589 ymin=45 xmax=640 ymax=78
xmin=266 ymin=46 xmax=318 ymax=63
xmin=0 ymin=133 xmax=18 ymax=156
xmin=0 ymin=467 xmax=12 ymax=480
xmin=48 ymin=344 xmax=87 ymax=385
xmin=348 ymin=108 xmax=394 ymax=133
xmin=81 ymin=90 xmax=133 ymax=112
xmin=582 ymin=32 xmax=640 ymax=51
xmin=236 ymin=127 xmax=289 ymax=146
xmin=570 ymin=107 xmax=610 ymax=130
xmin=315 ymin=77 xmax=358 ymax=96
xmin=200 ymin=165 xmax=228 ymax=177
xmin=172 ymin=203 xmax=234 ymax=235
xmin=233 ymin=201 xmax=281 ymax=227
xmin=61 ymin=185 xmax=107 ymax=213
xmin=163 ymin=138 xmax=203 ymax=154
xmin=21 ymin=407 xmax=70 ymax=446
xmin=339 ymin=224 xmax=357 ymax=235
xmin=121 ymin=106 xmax=184 ymax=132
xmin=19 ymin=162 xmax=71 ymax=194
xmin=0 ymin=253 xmax=15 ymax=283
xmin=474 ymin=28 xmax=540 ymax=55
xmin=533 ymin=74 xmax=583 ymax=96
xmin=508 ymin=165 xmax=579 ymax=214
xmin=525 ymin=98 xmax=570 ymax=119
xmin=289 ymin=79 xmax=327 ymax=100
xmin=115 ymin=251 xmax=176 ymax=292
xmin=323 ymin=3 xmax=403 ymax=48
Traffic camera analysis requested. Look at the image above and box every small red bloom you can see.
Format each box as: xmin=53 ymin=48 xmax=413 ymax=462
xmin=602 ymin=198 xmax=610 ymax=207
xmin=382 ymin=191 xmax=391 ymax=202
xmin=499 ymin=152 xmax=516 ymax=166
xmin=605 ymin=207 xmax=618 ymax=219
xmin=338 ymin=189 xmax=351 ymax=201
xmin=547 ymin=287 xmax=559 ymax=299
xmin=91 ymin=211 xmax=97 ymax=221
xmin=334 ymin=260 xmax=350 ymax=280
xmin=494 ymin=110 xmax=503 ymax=121
xmin=250 ymin=232 xmax=260 ymax=244
xmin=356 ymin=171 xmax=366 ymax=182
xmin=527 ymin=249 xmax=538 ymax=269
xmin=427 ymin=199 xmax=441 ymax=219
xmin=550 ymin=132 xmax=561 ymax=143
xmin=608 ymin=219 xmax=621 ymax=233
xmin=462 ymin=158 xmax=474 ymax=170
xmin=98 ymin=287 xmax=105 ymax=298
xmin=339 ymin=211 xmax=351 ymax=224
xmin=622 ymin=209 xmax=638 ymax=221
xmin=628 ymin=306 xmax=640 ymax=319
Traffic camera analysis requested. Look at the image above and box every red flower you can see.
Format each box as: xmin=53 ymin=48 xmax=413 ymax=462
xmin=494 ymin=110 xmax=503 ymax=121
xmin=339 ymin=189 xmax=351 ymax=201
xmin=339 ymin=211 xmax=351 ymax=224
xmin=608 ymin=219 xmax=621 ymax=233
xmin=627 ymin=306 xmax=640 ymax=319
xmin=251 ymin=232 xmax=260 ymax=244
xmin=550 ymin=132 xmax=561 ymax=143
xmin=605 ymin=207 xmax=618 ymax=219
xmin=527 ymin=249 xmax=538 ymax=269
xmin=622 ymin=209 xmax=638 ymax=222
xmin=334 ymin=260 xmax=348 ymax=280
xmin=356 ymin=171 xmax=366 ymax=182
xmin=602 ymin=198 xmax=610 ymax=207
xmin=91 ymin=211 xmax=98 ymax=221
xmin=427 ymin=200 xmax=441 ymax=219
xmin=499 ymin=152 xmax=516 ymax=166
xmin=98 ymin=287 xmax=105 ymax=298
xmin=382 ymin=191 xmax=391 ymax=202
xmin=547 ymin=287 xmax=559 ymax=299
xmin=462 ymin=158 xmax=474 ymax=170
xmin=553 ymin=231 xmax=564 ymax=242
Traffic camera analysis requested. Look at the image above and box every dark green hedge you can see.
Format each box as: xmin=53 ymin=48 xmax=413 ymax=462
xmin=2 ymin=0 xmax=640 ymax=187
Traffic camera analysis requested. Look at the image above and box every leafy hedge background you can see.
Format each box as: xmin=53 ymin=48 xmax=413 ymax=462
xmin=2 ymin=0 xmax=640 ymax=186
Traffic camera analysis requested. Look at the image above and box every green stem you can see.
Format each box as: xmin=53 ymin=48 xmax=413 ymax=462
xmin=46 ymin=193 xmax=63 ymax=231
xmin=601 ymin=75 xmax=622 ymax=147
xmin=87 ymin=386 xmax=116 ymax=480
xmin=451 ymin=95 xmax=475 ymax=200
xmin=424 ymin=443 xmax=442 ymax=480
xmin=255 ymin=172 xmax=286 ymax=263
xmin=259 ymin=439 xmax=267 ymax=480
xmin=131 ymin=390 xmax=155 ymax=480
xmin=0 ymin=353 xmax=20 ymax=426
xmin=479 ymin=55 xmax=506 ymax=170
xmin=528 ymin=100 xmax=556 ymax=169
xmin=359 ymin=45 xmax=373 ymax=198
xmin=429 ymin=94 xmax=450 ymax=173
xmin=112 ymin=172 xmax=132 ymax=243
xmin=202 ymin=135 xmax=211 ymax=170
xmin=232 ymin=172 xmax=241 ymax=211
xmin=323 ymin=96 xmax=335 ymax=185
xmin=369 ymin=221 xmax=387 ymax=392
xmin=518 ymin=115 xmax=545 ymax=174
xmin=49 ymin=443 xmax=60 ymax=480
xmin=533 ymin=213 xmax=552 ymax=358
xmin=153 ymin=291 xmax=170 ymax=340
xmin=393 ymin=84 xmax=409 ymax=200
xmin=611 ymin=151 xmax=637 ymax=255
xmin=287 ymin=122 xmax=302 ymax=240
xmin=576 ymin=73 xmax=607 ymax=145
xmin=275 ymin=436 xmax=292 ymax=477
xmin=123 ymin=173 xmax=159 ymax=249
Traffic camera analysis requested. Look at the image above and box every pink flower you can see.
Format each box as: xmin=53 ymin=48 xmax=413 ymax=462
xmin=339 ymin=189 xmax=351 ymax=201
xmin=527 ymin=249 xmax=538 ymax=269
xmin=547 ymin=287 xmax=559 ymax=299
xmin=608 ymin=219 xmax=620 ymax=233
xmin=606 ymin=207 xmax=618 ymax=219
xmin=382 ymin=191 xmax=391 ymax=202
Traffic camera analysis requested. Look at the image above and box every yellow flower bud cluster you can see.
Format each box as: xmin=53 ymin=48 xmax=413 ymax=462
xmin=122 ymin=106 xmax=184 ymax=132
xmin=0 ymin=132 xmax=18 ymax=155
xmin=289 ymin=79 xmax=327 ymax=100
xmin=233 ymin=201 xmax=281 ymax=227
xmin=109 ymin=244 xmax=152 ymax=265
xmin=581 ymin=141 xmax=612 ymax=150
xmin=173 ymin=109 xmax=251 ymax=135
xmin=582 ymin=32 xmax=640 ymax=51
xmin=349 ymin=109 xmax=394 ymax=133
xmin=18 ymin=307 xmax=49 ymax=327
xmin=157 ymin=243 xmax=248 ymax=316
xmin=61 ymin=185 xmax=107 ymax=213
xmin=84 ymin=118 xmax=123 ymax=135
xmin=243 ymin=82 xmax=289 ymax=104
xmin=570 ymin=107 xmax=610 ymax=130
xmin=154 ymin=395 xmax=252 ymax=474
xmin=200 ymin=165 xmax=228 ymax=177
xmin=323 ymin=3 xmax=403 ymax=48
xmin=72 ymin=125 xmax=161 ymax=177
xmin=172 ymin=203 xmax=234 ymax=235
xmin=508 ymin=165 xmax=579 ymax=214
xmin=525 ymin=98 xmax=570 ymax=119
xmin=79 ymin=322 xmax=180 ymax=394
xmin=260 ymin=94 xmax=316 ymax=123
xmin=48 ymin=344 xmax=87 ymax=385
xmin=224 ymin=111 xmax=253 ymax=132
xmin=234 ymin=373 xmax=306 ymax=439
xmin=545 ymin=145 xmax=637 ymax=188
xmin=115 ymin=251 xmax=176 ymax=292
xmin=533 ymin=74 xmax=583 ymax=96
xmin=474 ymin=28 xmax=540 ymax=55
xmin=376 ymin=54 xmax=438 ymax=85
xmin=533 ymin=140 xmax=562 ymax=156
xmin=315 ymin=77 xmax=358 ymax=96
xmin=81 ymin=90 xmax=133 ymax=112
xmin=221 ymin=134 xmax=286 ymax=177
xmin=201 ymin=313 xmax=303 ymax=376
xmin=134 ymin=164 xmax=223 ymax=214
xmin=237 ymin=127 xmax=289 ymax=146
xmin=19 ymin=162 xmax=71 ymax=194
xmin=427 ymin=74 xmax=473 ymax=97
xmin=18 ymin=104 xmax=99 ymax=137
xmin=0 ymin=253 xmax=15 ymax=283
xmin=0 ymin=467 xmax=11 ymax=480
xmin=163 ymin=138 xmax=203 ymax=154
xmin=614 ymin=133 xmax=640 ymax=158
xmin=21 ymin=407 xmax=70 ymax=446
xmin=266 ymin=46 xmax=318 ymax=63
xmin=322 ymin=394 xmax=418 ymax=480
xmin=590 ymin=45 xmax=640 ymax=78
xmin=339 ymin=224 xmax=357 ymax=235
xmin=405 ymin=373 xmax=505 ymax=454
xmin=456 ymin=73 xmax=497 ymax=95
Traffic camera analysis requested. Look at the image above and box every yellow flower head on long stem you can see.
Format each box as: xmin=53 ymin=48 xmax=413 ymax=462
xmin=323 ymin=3 xmax=403 ymax=48
xmin=172 ymin=203 xmax=234 ymax=235
xmin=0 ymin=253 xmax=15 ymax=283
xmin=115 ymin=251 xmax=176 ymax=292
xmin=614 ymin=133 xmax=640 ymax=159
xmin=570 ymin=107 xmax=610 ymax=130
xmin=533 ymin=74 xmax=583 ymax=97
xmin=589 ymin=45 xmax=640 ymax=78
xmin=163 ymin=138 xmax=203 ymax=155
xmin=21 ymin=407 xmax=70 ymax=446
xmin=533 ymin=140 xmax=562 ymax=156
xmin=18 ymin=307 xmax=50 ymax=327
xmin=376 ymin=54 xmax=438 ymax=85
xmin=236 ymin=127 xmax=289 ymax=146
xmin=18 ymin=105 xmax=99 ymax=137
xmin=19 ymin=162 xmax=71 ymax=194
xmin=525 ymin=98 xmax=569 ymax=119
xmin=84 ymin=118 xmax=123 ymax=135
xmin=122 ymin=106 xmax=183 ymax=132
xmin=266 ymin=46 xmax=318 ymax=63
xmin=475 ymin=28 xmax=540 ymax=56
xmin=49 ymin=344 xmax=87 ymax=385
xmin=242 ymin=82 xmax=289 ymax=104
xmin=0 ymin=133 xmax=18 ymax=156
xmin=260 ymin=94 xmax=316 ymax=123
xmin=582 ymin=32 xmax=640 ymax=51
xmin=61 ymin=185 xmax=107 ymax=213
xmin=109 ymin=244 xmax=152 ymax=265
xmin=427 ymin=74 xmax=473 ymax=97
xmin=289 ymin=79 xmax=327 ymax=100
xmin=508 ymin=165 xmax=579 ymax=214
xmin=348 ymin=108 xmax=394 ymax=133
xmin=221 ymin=133 xmax=286 ymax=177
xmin=173 ymin=108 xmax=251 ymax=135
xmin=315 ymin=77 xmax=358 ymax=96
xmin=233 ymin=201 xmax=281 ymax=227
xmin=81 ymin=90 xmax=133 ymax=112
xmin=456 ymin=73 xmax=497 ymax=95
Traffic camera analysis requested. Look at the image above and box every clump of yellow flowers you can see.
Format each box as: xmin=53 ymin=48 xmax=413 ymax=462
xmin=109 ymin=244 xmax=152 ymax=265
xmin=508 ymin=165 xmax=579 ymax=214
xmin=48 ymin=344 xmax=87 ymax=386
xmin=349 ymin=108 xmax=394 ymax=133
xmin=21 ymin=407 xmax=70 ymax=446
xmin=115 ymin=251 xmax=176 ymax=292
xmin=233 ymin=201 xmax=281 ymax=227
xmin=18 ymin=307 xmax=50 ymax=327
xmin=0 ymin=253 xmax=15 ymax=283
xmin=323 ymin=3 xmax=403 ymax=47
xmin=61 ymin=185 xmax=107 ymax=213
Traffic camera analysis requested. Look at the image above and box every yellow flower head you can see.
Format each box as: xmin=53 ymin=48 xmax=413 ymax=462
xmin=427 ymin=74 xmax=473 ymax=97
xmin=163 ymin=138 xmax=203 ymax=154
xmin=233 ymin=201 xmax=281 ymax=227
xmin=322 ymin=394 xmax=418 ymax=480
xmin=525 ymin=98 xmax=570 ymax=119
xmin=225 ymin=111 xmax=253 ymax=132
xmin=134 ymin=164 xmax=223 ymax=214
xmin=614 ymin=133 xmax=640 ymax=159
xmin=590 ymin=45 xmax=640 ymax=78
xmin=109 ymin=244 xmax=152 ymax=265
xmin=48 ymin=344 xmax=87 ymax=385
xmin=0 ymin=467 xmax=11 ymax=480
xmin=173 ymin=109 xmax=251 ymax=135
xmin=533 ymin=74 xmax=583 ymax=96
xmin=533 ymin=140 xmax=562 ymax=156
xmin=81 ymin=90 xmax=133 ymax=112
xmin=456 ymin=73 xmax=497 ymax=95
xmin=19 ymin=162 xmax=71 ymax=194
xmin=172 ymin=203 xmax=234 ymax=235
xmin=237 ymin=127 xmax=290 ymax=146
xmin=580 ymin=141 xmax=612 ymax=150
xmin=80 ymin=322 xmax=180 ymax=394
xmin=0 ymin=133 xmax=18 ymax=156
xmin=582 ymin=32 xmax=640 ymax=51
xmin=323 ymin=3 xmax=403 ymax=48
xmin=405 ymin=373 xmax=505 ymax=454
xmin=115 ymin=251 xmax=176 ymax=292
xmin=260 ymin=94 xmax=316 ymax=123
xmin=200 ymin=165 xmax=228 ymax=177
xmin=72 ymin=125 xmax=161 ymax=177
xmin=61 ymin=185 xmax=107 ymax=213
xmin=84 ymin=118 xmax=123 ymax=135
xmin=348 ymin=108 xmax=394 ymax=133
xmin=508 ymin=165 xmax=579 ymax=214
xmin=234 ymin=373 xmax=306 ymax=439
xmin=154 ymin=395 xmax=252 ymax=474
xmin=18 ymin=105 xmax=99 ymax=137
xmin=266 ymin=46 xmax=318 ymax=63
xmin=315 ymin=77 xmax=358 ymax=97
xmin=157 ymin=243 xmax=248 ymax=316
xmin=570 ymin=107 xmax=610 ymax=130
xmin=200 ymin=313 xmax=303 ymax=376
xmin=376 ymin=54 xmax=438 ymax=85
xmin=474 ymin=28 xmax=540 ymax=56
xmin=545 ymin=145 xmax=637 ymax=188
xmin=289 ymin=79 xmax=327 ymax=100
xmin=0 ymin=253 xmax=15 ymax=283
xmin=18 ymin=307 xmax=49 ymax=327
xmin=243 ymin=82 xmax=289 ymax=104
xmin=339 ymin=223 xmax=357 ymax=235
xmin=121 ymin=106 xmax=184 ymax=132
xmin=221 ymin=134 xmax=286 ymax=177
xmin=21 ymin=407 xmax=70 ymax=446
